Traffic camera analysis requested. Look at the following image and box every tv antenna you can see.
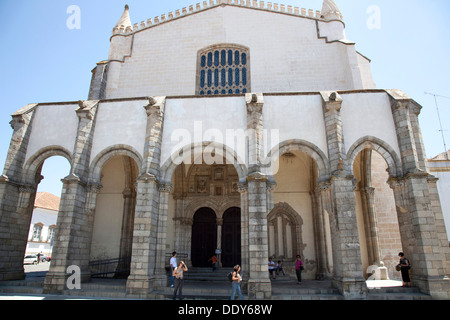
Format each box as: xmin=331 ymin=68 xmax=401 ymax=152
xmin=424 ymin=92 xmax=449 ymax=160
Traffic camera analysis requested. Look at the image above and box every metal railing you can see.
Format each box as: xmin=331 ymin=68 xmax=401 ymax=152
xmin=89 ymin=253 xmax=189 ymax=278
xmin=89 ymin=256 xmax=131 ymax=279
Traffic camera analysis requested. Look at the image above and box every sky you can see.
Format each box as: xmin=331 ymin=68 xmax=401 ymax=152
xmin=0 ymin=0 xmax=449 ymax=196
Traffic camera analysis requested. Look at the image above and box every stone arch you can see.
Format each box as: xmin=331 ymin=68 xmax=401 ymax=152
xmin=89 ymin=144 xmax=143 ymax=184
xmin=348 ymin=136 xmax=403 ymax=278
xmin=267 ymin=202 xmax=304 ymax=260
xmin=22 ymin=145 xmax=72 ymax=185
xmin=184 ymin=197 xmax=241 ymax=221
xmin=88 ymin=146 xmax=140 ymax=269
xmin=160 ymin=141 xmax=248 ymax=184
xmin=346 ymin=136 xmax=402 ymax=178
xmin=265 ymin=139 xmax=330 ymax=180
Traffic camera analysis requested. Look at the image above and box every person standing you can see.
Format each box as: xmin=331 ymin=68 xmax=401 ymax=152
xmin=173 ymin=260 xmax=188 ymax=300
xmin=398 ymin=252 xmax=411 ymax=287
xmin=230 ymin=265 xmax=244 ymax=300
xmin=169 ymin=251 xmax=177 ymax=288
xmin=295 ymin=255 xmax=304 ymax=284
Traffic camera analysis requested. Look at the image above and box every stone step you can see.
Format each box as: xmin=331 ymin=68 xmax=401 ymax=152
xmin=0 ymin=278 xmax=45 ymax=296
xmin=183 ymin=268 xmax=295 ymax=282
xmin=367 ymin=286 xmax=431 ymax=300
xmin=0 ymin=279 xmax=44 ymax=288
xmin=152 ymin=282 xmax=237 ymax=300
xmin=0 ymin=285 xmax=44 ymax=295
xmin=62 ymin=278 xmax=128 ymax=299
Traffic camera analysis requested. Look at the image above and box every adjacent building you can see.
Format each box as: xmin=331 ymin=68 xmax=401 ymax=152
xmin=25 ymin=192 xmax=59 ymax=257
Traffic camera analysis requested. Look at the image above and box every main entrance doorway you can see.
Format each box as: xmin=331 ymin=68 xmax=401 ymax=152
xmin=190 ymin=207 xmax=241 ymax=268
xmin=191 ymin=208 xmax=217 ymax=267
xmin=221 ymin=207 xmax=241 ymax=267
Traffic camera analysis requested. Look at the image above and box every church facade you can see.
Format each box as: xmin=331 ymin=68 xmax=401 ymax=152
xmin=0 ymin=0 xmax=449 ymax=299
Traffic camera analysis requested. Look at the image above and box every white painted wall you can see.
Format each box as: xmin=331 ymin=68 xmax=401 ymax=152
xmin=340 ymin=92 xmax=400 ymax=158
xmin=263 ymin=94 xmax=328 ymax=157
xmin=90 ymin=100 xmax=148 ymax=164
xmin=105 ymin=5 xmax=373 ymax=99
xmin=25 ymin=104 xmax=78 ymax=163
xmin=160 ymin=96 xmax=247 ymax=167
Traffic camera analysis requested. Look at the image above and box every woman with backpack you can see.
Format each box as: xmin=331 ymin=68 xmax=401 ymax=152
xmin=230 ymin=265 xmax=244 ymax=300
xmin=398 ymin=252 xmax=411 ymax=287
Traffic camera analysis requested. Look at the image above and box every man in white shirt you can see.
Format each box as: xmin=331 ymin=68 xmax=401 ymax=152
xmin=170 ymin=251 xmax=177 ymax=288
xmin=268 ymin=257 xmax=276 ymax=279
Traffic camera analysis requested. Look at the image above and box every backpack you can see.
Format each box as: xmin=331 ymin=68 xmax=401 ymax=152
xmin=227 ymin=272 xmax=233 ymax=282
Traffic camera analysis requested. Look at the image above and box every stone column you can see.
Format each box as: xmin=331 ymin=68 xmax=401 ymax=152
xmin=320 ymin=91 xmax=367 ymax=299
xmin=153 ymin=183 xmax=173 ymax=284
xmin=238 ymin=183 xmax=249 ymax=277
xmin=0 ymin=104 xmax=38 ymax=281
xmin=245 ymin=93 xmax=271 ymax=299
xmin=360 ymin=187 xmax=382 ymax=267
xmin=115 ymin=187 xmax=136 ymax=277
xmin=247 ymin=173 xmax=271 ymax=299
xmin=216 ymin=218 xmax=223 ymax=268
xmin=126 ymin=173 xmax=160 ymax=297
xmin=313 ymin=181 xmax=333 ymax=280
xmin=44 ymin=100 xmax=99 ymax=293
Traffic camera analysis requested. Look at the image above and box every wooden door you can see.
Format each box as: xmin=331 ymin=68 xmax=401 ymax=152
xmin=221 ymin=207 xmax=241 ymax=267
xmin=191 ymin=208 xmax=217 ymax=267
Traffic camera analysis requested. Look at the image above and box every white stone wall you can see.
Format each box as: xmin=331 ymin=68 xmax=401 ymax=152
xmin=340 ymin=92 xmax=400 ymax=157
xmin=23 ymin=91 xmax=401 ymax=177
xmin=160 ymin=96 xmax=248 ymax=167
xmin=90 ymin=100 xmax=148 ymax=165
xmin=263 ymin=94 xmax=328 ymax=156
xmin=25 ymin=104 xmax=78 ymax=164
xmin=105 ymin=5 xmax=374 ymax=99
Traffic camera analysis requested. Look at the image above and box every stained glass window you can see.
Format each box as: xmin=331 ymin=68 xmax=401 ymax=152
xmin=198 ymin=45 xmax=250 ymax=95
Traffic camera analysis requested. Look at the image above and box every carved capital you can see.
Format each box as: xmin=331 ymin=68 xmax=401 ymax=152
xmin=237 ymin=182 xmax=248 ymax=193
xmin=159 ymin=183 xmax=173 ymax=193
xmin=76 ymin=100 xmax=99 ymax=120
xmin=320 ymin=91 xmax=343 ymax=113
xmin=245 ymin=93 xmax=264 ymax=115
xmin=144 ymin=96 xmax=166 ymax=118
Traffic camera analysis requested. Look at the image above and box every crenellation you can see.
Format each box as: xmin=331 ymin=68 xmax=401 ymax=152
xmin=112 ymin=0 xmax=324 ymax=36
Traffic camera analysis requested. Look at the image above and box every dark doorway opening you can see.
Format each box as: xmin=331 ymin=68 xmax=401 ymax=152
xmin=191 ymin=207 xmax=217 ymax=267
xmin=221 ymin=207 xmax=241 ymax=268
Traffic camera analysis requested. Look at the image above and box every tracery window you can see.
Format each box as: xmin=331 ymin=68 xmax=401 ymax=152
xmin=197 ymin=45 xmax=250 ymax=96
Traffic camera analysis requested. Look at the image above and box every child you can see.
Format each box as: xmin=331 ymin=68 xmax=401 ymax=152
xmin=208 ymin=254 xmax=217 ymax=271
xmin=276 ymin=260 xmax=285 ymax=276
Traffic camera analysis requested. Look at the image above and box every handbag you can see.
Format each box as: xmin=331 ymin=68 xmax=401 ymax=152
xmin=395 ymin=264 xmax=401 ymax=272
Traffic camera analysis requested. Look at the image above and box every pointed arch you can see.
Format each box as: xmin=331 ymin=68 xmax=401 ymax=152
xmin=88 ymin=145 xmax=143 ymax=185
xmin=265 ymin=139 xmax=330 ymax=180
xmin=346 ymin=136 xmax=402 ymax=178
xmin=22 ymin=146 xmax=72 ymax=184
xmin=268 ymin=202 xmax=305 ymax=260
xmin=159 ymin=141 xmax=248 ymax=184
